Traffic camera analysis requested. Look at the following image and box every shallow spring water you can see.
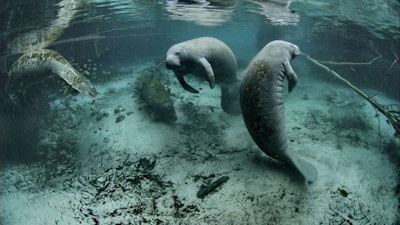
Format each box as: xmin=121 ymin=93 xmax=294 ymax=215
xmin=0 ymin=0 xmax=399 ymax=224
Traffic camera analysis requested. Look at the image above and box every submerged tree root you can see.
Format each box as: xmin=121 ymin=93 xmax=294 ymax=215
xmin=303 ymin=53 xmax=400 ymax=137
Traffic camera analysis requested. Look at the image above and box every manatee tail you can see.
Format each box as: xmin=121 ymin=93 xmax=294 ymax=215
xmin=285 ymin=152 xmax=317 ymax=182
xmin=221 ymin=81 xmax=241 ymax=115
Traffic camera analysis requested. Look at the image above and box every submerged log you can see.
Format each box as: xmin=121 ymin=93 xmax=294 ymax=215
xmin=197 ymin=176 xmax=229 ymax=198
xmin=303 ymin=53 xmax=399 ymax=137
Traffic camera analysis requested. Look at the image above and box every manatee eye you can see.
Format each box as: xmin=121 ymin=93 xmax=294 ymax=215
xmin=174 ymin=51 xmax=180 ymax=56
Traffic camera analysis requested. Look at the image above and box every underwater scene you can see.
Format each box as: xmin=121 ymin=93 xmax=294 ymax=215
xmin=0 ymin=0 xmax=399 ymax=224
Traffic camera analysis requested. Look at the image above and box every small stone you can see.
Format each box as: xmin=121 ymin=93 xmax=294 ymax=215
xmin=114 ymin=108 xmax=121 ymax=114
xmin=97 ymin=177 xmax=105 ymax=183
xmin=115 ymin=115 xmax=125 ymax=123
xmin=96 ymin=111 xmax=109 ymax=121
xmin=78 ymin=176 xmax=85 ymax=183
xmin=114 ymin=106 xmax=125 ymax=115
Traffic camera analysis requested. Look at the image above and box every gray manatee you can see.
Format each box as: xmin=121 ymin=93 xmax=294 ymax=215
xmin=165 ymin=37 xmax=241 ymax=115
xmin=240 ymin=40 xmax=317 ymax=182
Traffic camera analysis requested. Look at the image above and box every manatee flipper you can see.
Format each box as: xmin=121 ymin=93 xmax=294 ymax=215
xmin=285 ymin=151 xmax=317 ymax=182
xmin=177 ymin=75 xmax=199 ymax=93
xmin=198 ymin=57 xmax=215 ymax=89
xmin=283 ymin=61 xmax=297 ymax=92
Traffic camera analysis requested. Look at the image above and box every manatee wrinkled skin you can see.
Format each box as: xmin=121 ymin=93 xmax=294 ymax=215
xmin=165 ymin=37 xmax=241 ymax=115
xmin=240 ymin=40 xmax=317 ymax=182
xmin=138 ymin=76 xmax=177 ymax=122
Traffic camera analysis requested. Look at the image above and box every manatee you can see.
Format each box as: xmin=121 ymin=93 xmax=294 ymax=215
xmin=240 ymin=40 xmax=317 ymax=182
xmin=166 ymin=37 xmax=241 ymax=115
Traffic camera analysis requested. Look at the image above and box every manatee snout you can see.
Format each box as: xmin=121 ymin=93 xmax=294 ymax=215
xmin=165 ymin=62 xmax=173 ymax=70
xmin=165 ymin=53 xmax=181 ymax=70
xmin=165 ymin=61 xmax=177 ymax=70
xmin=291 ymin=44 xmax=301 ymax=57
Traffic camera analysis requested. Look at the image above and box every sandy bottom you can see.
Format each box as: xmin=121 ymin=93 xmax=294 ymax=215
xmin=1 ymin=60 xmax=399 ymax=224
